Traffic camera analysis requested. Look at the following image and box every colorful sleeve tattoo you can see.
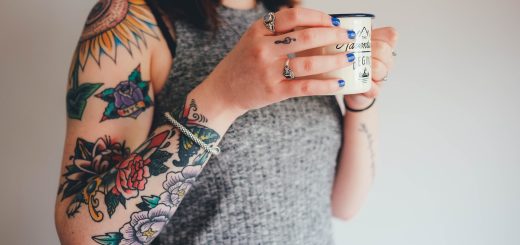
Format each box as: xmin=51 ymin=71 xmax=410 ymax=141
xmin=58 ymin=98 xmax=221 ymax=244
xmin=66 ymin=0 xmax=159 ymax=120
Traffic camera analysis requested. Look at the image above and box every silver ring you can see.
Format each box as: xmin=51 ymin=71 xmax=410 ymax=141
xmin=382 ymin=76 xmax=389 ymax=82
xmin=392 ymin=51 xmax=397 ymax=57
xmin=283 ymin=59 xmax=295 ymax=80
xmin=263 ymin=12 xmax=276 ymax=33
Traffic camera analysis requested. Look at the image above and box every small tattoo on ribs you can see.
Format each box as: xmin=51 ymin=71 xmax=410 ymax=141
xmin=274 ymin=37 xmax=296 ymax=44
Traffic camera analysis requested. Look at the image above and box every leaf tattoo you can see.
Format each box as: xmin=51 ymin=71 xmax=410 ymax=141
xmin=66 ymin=61 xmax=103 ymax=120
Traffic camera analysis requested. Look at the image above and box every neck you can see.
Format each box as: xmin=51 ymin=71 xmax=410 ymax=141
xmin=221 ymin=0 xmax=257 ymax=10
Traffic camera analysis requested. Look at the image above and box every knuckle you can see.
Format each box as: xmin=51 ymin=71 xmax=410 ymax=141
xmin=302 ymin=59 xmax=314 ymax=73
xmin=299 ymin=82 xmax=311 ymax=95
xmin=370 ymin=89 xmax=379 ymax=98
xmin=336 ymin=55 xmax=345 ymax=67
xmin=372 ymin=41 xmax=382 ymax=51
xmin=251 ymin=44 xmax=269 ymax=61
xmin=289 ymin=8 xmax=302 ymax=23
xmin=300 ymin=29 xmax=315 ymax=43
xmin=320 ymin=13 xmax=330 ymax=26
xmin=249 ymin=24 xmax=262 ymax=36
xmin=373 ymin=59 xmax=388 ymax=75
xmin=387 ymin=27 xmax=399 ymax=42
xmin=336 ymin=29 xmax=345 ymax=40
xmin=326 ymin=81 xmax=337 ymax=93
xmin=264 ymin=83 xmax=277 ymax=96
xmin=373 ymin=41 xmax=391 ymax=55
xmin=372 ymin=58 xmax=382 ymax=70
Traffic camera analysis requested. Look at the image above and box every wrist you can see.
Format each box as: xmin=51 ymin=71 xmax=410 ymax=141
xmin=187 ymin=81 xmax=244 ymax=134
xmin=344 ymin=94 xmax=375 ymax=111
xmin=344 ymin=95 xmax=376 ymax=113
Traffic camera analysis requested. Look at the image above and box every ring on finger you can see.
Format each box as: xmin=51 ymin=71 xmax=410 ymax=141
xmin=283 ymin=59 xmax=295 ymax=80
xmin=263 ymin=12 xmax=276 ymax=33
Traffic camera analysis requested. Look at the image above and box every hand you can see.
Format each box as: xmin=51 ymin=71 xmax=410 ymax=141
xmin=197 ymin=8 xmax=356 ymax=120
xmin=344 ymin=27 xmax=398 ymax=109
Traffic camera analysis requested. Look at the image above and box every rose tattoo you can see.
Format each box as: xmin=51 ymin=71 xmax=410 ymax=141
xmin=96 ymin=65 xmax=153 ymax=122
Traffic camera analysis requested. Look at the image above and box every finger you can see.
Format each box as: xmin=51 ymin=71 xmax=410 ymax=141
xmin=372 ymin=57 xmax=389 ymax=82
xmin=276 ymin=52 xmax=354 ymax=78
xmin=362 ymin=82 xmax=380 ymax=98
xmin=281 ymin=78 xmax=345 ymax=97
xmin=372 ymin=27 xmax=399 ymax=49
xmin=372 ymin=40 xmax=394 ymax=68
xmin=270 ymin=27 xmax=353 ymax=55
xmin=251 ymin=7 xmax=337 ymax=36
xmin=274 ymin=8 xmax=338 ymax=33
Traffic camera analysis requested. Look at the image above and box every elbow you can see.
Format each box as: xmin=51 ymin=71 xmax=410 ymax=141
xmin=55 ymin=202 xmax=80 ymax=245
xmin=331 ymin=207 xmax=360 ymax=221
xmin=330 ymin=195 xmax=365 ymax=221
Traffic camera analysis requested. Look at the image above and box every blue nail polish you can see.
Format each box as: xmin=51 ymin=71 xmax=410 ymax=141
xmin=347 ymin=53 xmax=355 ymax=62
xmin=347 ymin=29 xmax=356 ymax=39
xmin=331 ymin=17 xmax=341 ymax=27
xmin=338 ymin=80 xmax=346 ymax=87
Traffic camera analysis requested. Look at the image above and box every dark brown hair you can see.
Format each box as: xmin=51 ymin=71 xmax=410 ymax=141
xmin=153 ymin=0 xmax=295 ymax=31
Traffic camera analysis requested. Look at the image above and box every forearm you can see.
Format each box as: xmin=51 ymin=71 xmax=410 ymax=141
xmin=331 ymin=100 xmax=378 ymax=220
xmin=56 ymin=86 xmax=238 ymax=244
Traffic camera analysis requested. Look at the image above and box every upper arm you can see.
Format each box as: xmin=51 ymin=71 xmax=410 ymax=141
xmin=57 ymin=0 xmax=169 ymax=238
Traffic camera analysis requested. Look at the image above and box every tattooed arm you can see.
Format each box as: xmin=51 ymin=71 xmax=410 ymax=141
xmin=55 ymin=1 xmax=236 ymax=244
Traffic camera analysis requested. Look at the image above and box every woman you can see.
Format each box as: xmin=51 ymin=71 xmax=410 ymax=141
xmin=55 ymin=0 xmax=398 ymax=244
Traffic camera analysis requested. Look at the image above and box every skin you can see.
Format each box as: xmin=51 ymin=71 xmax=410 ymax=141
xmin=332 ymin=27 xmax=398 ymax=220
xmin=55 ymin=0 xmax=398 ymax=244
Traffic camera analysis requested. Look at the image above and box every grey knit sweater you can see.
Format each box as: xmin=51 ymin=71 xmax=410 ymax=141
xmin=152 ymin=3 xmax=343 ymax=244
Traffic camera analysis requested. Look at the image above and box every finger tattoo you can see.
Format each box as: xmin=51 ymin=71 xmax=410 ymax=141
xmin=274 ymin=37 xmax=296 ymax=45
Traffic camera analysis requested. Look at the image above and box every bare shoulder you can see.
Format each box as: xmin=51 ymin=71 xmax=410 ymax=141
xmin=75 ymin=0 xmax=164 ymax=69
xmin=66 ymin=0 xmax=173 ymax=120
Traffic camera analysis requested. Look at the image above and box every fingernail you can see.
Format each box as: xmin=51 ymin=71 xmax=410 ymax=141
xmin=347 ymin=29 xmax=356 ymax=39
xmin=338 ymin=80 xmax=346 ymax=87
xmin=331 ymin=17 xmax=341 ymax=27
xmin=346 ymin=53 xmax=355 ymax=62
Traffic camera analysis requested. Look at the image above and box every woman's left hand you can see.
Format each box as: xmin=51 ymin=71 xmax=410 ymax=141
xmin=344 ymin=27 xmax=398 ymax=109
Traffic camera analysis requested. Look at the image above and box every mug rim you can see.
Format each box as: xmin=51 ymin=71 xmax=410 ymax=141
xmin=331 ymin=13 xmax=375 ymax=18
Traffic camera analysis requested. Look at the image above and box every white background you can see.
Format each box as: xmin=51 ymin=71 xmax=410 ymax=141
xmin=0 ymin=0 xmax=519 ymax=244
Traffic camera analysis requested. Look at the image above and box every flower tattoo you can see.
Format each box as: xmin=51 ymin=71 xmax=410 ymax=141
xmin=115 ymin=154 xmax=152 ymax=199
xmin=92 ymin=164 xmax=204 ymax=245
xmin=96 ymin=65 xmax=153 ymax=122
xmin=93 ymin=204 xmax=174 ymax=245
xmin=159 ymin=165 xmax=202 ymax=207
xmin=58 ymin=136 xmax=130 ymax=221
xmin=90 ymin=99 xmax=221 ymax=244
xmin=59 ymin=130 xmax=173 ymax=222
